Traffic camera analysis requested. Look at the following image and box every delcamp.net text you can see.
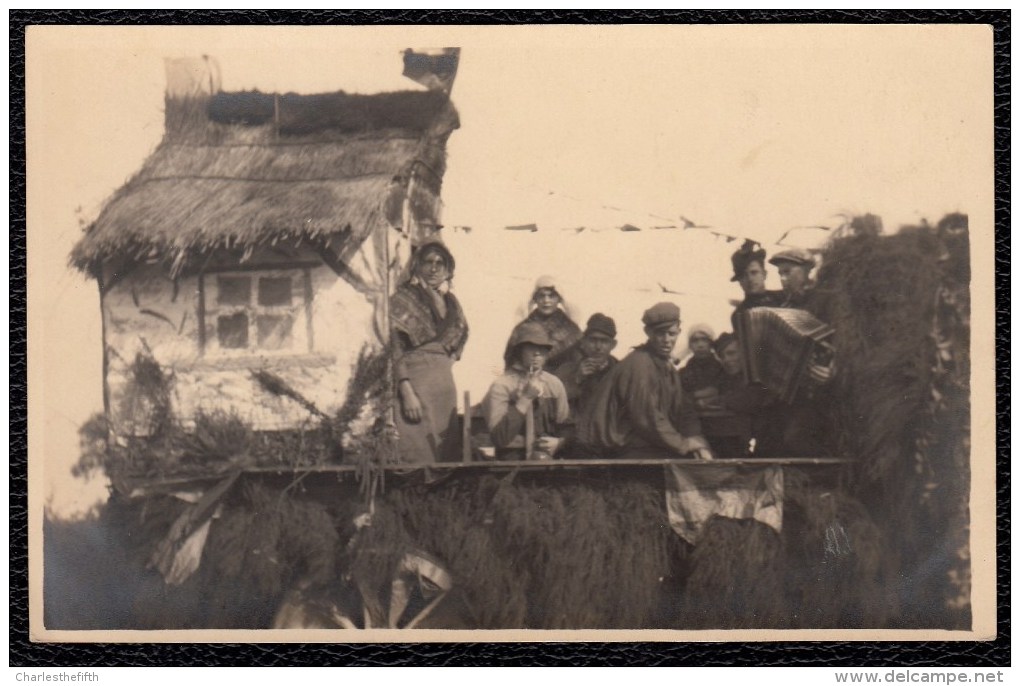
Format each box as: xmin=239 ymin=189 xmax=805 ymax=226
xmin=835 ymin=672 xmax=1005 ymax=684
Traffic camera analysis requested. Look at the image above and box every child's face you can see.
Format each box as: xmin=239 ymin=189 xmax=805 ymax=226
xmin=719 ymin=342 xmax=743 ymax=375
xmin=689 ymin=334 xmax=713 ymax=357
xmin=518 ymin=344 xmax=548 ymax=371
xmin=532 ymin=288 xmax=561 ymax=316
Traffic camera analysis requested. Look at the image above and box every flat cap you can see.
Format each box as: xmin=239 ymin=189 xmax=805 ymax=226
xmin=642 ymin=302 xmax=681 ymax=330
xmin=768 ymin=248 xmax=816 ymax=269
xmin=584 ymin=313 xmax=617 ymax=339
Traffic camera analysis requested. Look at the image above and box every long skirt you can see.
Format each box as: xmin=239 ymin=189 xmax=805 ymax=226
xmin=395 ymin=350 xmax=458 ymax=464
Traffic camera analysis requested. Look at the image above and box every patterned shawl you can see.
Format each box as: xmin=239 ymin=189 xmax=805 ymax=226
xmin=390 ymin=281 xmax=469 ymax=358
xmin=524 ymin=308 xmax=583 ymax=369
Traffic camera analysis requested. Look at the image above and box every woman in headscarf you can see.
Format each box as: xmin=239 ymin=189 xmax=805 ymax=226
xmin=390 ymin=240 xmax=469 ymax=464
xmin=506 ymin=275 xmax=583 ymax=375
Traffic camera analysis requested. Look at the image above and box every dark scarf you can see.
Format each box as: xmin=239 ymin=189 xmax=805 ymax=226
xmin=390 ymin=281 xmax=469 ymax=357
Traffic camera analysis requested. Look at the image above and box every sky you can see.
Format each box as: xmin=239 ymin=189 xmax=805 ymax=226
xmin=25 ymin=25 xmax=993 ymax=518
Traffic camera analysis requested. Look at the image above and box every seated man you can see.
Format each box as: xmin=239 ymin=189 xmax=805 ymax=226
xmin=679 ymin=323 xmax=725 ymax=412
xmin=553 ymin=312 xmax=619 ymax=420
xmin=699 ymin=332 xmax=781 ymax=458
xmin=576 ymin=302 xmax=714 ymax=460
xmin=483 ymin=322 xmax=570 ymax=461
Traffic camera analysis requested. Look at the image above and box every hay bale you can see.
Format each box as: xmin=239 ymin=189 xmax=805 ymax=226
xmin=679 ymin=517 xmax=785 ymax=629
xmin=375 ymin=472 xmax=679 ymax=629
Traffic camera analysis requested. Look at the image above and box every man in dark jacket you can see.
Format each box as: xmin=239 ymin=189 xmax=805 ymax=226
xmin=729 ymin=240 xmax=784 ymax=330
xmin=576 ymin=302 xmax=714 ymax=460
xmin=553 ymin=313 xmax=619 ymax=420
xmin=769 ymin=248 xmax=834 ymax=322
xmin=698 ymin=332 xmax=783 ymax=457
xmin=767 ymin=248 xmax=837 ymax=456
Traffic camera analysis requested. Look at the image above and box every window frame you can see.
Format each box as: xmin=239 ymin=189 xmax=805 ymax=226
xmin=198 ymin=264 xmax=316 ymax=357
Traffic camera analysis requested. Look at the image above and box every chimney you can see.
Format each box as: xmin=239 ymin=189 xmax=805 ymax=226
xmin=163 ymin=56 xmax=221 ymax=139
xmin=164 ymin=55 xmax=221 ymax=98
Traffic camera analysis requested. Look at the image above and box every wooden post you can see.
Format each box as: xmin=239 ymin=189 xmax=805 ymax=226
xmin=462 ymin=391 xmax=471 ymax=463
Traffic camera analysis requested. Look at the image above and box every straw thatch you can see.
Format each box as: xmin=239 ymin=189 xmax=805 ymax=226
xmin=815 ymin=216 xmax=971 ymax=627
xmin=71 ymin=89 xmax=458 ymax=276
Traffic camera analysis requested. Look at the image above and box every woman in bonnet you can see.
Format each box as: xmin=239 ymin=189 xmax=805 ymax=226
xmin=504 ymin=274 xmax=582 ymax=375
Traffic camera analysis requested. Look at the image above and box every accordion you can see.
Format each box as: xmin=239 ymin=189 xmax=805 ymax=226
xmin=735 ymin=307 xmax=834 ymax=403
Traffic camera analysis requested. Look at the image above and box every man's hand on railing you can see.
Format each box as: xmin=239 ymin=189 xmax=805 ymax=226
xmin=690 ymin=447 xmax=715 ymax=461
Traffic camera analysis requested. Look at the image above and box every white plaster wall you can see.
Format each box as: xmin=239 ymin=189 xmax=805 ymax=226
xmin=103 ymin=259 xmax=383 ymax=437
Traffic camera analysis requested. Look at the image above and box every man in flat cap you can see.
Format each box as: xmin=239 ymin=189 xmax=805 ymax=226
xmin=767 ymin=248 xmax=838 ymax=455
xmin=576 ymin=302 xmax=714 ymax=460
xmin=553 ymin=313 xmax=620 ymax=421
xmin=769 ymin=248 xmax=833 ymax=320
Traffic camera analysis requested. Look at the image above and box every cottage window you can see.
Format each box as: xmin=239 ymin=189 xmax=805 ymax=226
xmin=203 ymin=269 xmax=312 ymax=355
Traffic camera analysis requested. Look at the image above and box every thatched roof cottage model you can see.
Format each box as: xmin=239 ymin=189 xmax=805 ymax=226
xmin=71 ymin=58 xmax=459 ymax=458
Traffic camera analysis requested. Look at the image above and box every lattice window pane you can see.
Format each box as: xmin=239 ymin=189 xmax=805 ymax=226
xmin=256 ymin=314 xmax=294 ymax=350
xmin=217 ymin=276 xmax=252 ymax=306
xmin=217 ymin=312 xmax=249 ymax=348
xmin=258 ymin=277 xmax=293 ymax=306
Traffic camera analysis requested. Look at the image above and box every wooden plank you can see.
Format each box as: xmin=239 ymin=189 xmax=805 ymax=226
xmin=462 ymin=390 xmax=471 ymax=463
xmin=118 ymin=456 xmax=853 ymax=496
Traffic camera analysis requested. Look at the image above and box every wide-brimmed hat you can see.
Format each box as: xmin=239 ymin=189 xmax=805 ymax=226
xmin=504 ymin=322 xmax=554 ymax=366
xmin=641 ymin=302 xmax=681 ymax=330
xmin=730 ymin=239 xmax=767 ymax=282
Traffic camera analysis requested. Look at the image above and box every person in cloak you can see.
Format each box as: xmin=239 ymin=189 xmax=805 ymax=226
xmin=483 ymin=321 xmax=570 ymax=461
xmin=729 ymin=239 xmax=784 ymax=329
xmin=390 ymin=240 xmax=469 ymax=464
xmin=553 ymin=313 xmax=619 ymax=420
xmin=505 ymin=275 xmax=583 ymax=374
xmin=679 ymin=324 xmax=725 ymax=413
xmin=576 ymin=302 xmax=714 ymax=460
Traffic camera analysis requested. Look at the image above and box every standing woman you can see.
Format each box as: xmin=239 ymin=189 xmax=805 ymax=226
xmin=390 ymin=240 xmax=469 ymax=464
xmin=507 ymin=275 xmax=583 ymax=374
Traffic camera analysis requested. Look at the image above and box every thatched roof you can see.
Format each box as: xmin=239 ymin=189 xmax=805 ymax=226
xmin=71 ymin=89 xmax=459 ymax=276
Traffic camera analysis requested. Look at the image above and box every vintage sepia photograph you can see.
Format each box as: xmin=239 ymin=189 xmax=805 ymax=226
xmin=26 ymin=24 xmax=996 ymax=641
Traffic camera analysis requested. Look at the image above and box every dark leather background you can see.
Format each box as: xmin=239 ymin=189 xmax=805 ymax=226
xmin=9 ymin=9 xmax=1010 ymax=667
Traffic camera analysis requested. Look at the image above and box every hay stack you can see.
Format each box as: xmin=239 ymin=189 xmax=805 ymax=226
xmin=816 ymin=215 xmax=971 ymax=627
